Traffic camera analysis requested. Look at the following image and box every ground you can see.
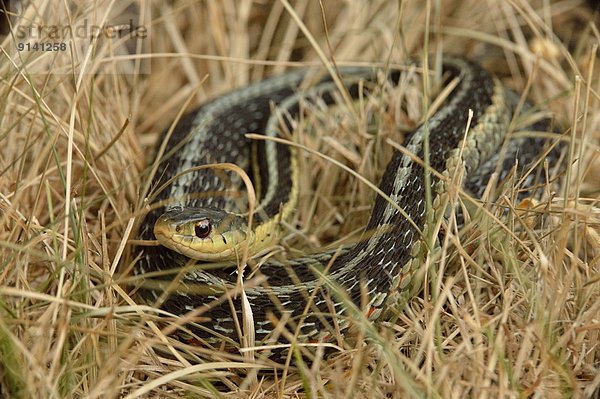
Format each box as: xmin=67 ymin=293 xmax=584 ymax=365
xmin=0 ymin=0 xmax=599 ymax=398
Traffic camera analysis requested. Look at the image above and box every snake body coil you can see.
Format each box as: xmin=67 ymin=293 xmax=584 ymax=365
xmin=135 ymin=58 xmax=561 ymax=358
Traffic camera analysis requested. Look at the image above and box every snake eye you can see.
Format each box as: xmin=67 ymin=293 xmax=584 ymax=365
xmin=194 ymin=219 xmax=211 ymax=238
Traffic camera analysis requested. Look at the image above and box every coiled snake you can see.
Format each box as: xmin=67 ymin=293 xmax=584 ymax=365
xmin=135 ymin=58 xmax=562 ymax=360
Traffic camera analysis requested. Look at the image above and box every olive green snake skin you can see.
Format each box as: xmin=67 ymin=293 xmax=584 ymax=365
xmin=134 ymin=58 xmax=563 ymax=360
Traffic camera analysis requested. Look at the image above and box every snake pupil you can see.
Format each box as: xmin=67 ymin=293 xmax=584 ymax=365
xmin=195 ymin=219 xmax=211 ymax=238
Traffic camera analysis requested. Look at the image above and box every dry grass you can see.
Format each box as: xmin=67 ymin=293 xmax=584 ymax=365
xmin=0 ymin=0 xmax=599 ymax=397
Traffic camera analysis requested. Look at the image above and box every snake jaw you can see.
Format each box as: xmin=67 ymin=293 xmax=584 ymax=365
xmin=153 ymin=207 xmax=251 ymax=261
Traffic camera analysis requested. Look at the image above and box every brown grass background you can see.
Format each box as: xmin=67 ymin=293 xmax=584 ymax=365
xmin=0 ymin=0 xmax=599 ymax=397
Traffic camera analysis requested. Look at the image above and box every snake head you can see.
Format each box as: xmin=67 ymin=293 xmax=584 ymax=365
xmin=153 ymin=207 xmax=252 ymax=261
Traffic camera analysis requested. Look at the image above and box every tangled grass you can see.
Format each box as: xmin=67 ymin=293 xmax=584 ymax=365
xmin=0 ymin=0 xmax=599 ymax=397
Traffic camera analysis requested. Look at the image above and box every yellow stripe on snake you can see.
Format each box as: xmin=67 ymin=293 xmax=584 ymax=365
xmin=135 ymin=58 xmax=563 ymax=361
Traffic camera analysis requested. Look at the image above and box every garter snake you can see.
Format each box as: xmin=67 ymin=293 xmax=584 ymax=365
xmin=135 ymin=58 xmax=562 ymax=359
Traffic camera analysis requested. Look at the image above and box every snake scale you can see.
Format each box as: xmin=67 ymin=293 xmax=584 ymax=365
xmin=134 ymin=58 xmax=562 ymax=360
